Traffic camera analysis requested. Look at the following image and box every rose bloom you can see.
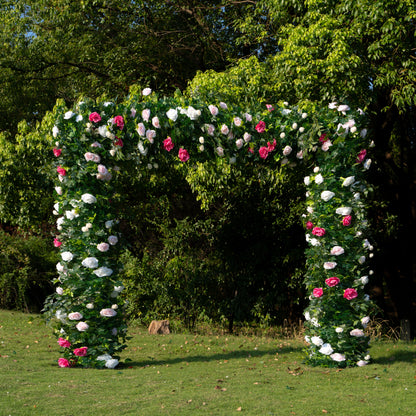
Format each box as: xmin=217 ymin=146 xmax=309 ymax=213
xmin=151 ymin=116 xmax=160 ymax=128
xmin=163 ymin=137 xmax=174 ymax=152
xmin=342 ymin=176 xmax=355 ymax=187
xmin=81 ymin=193 xmax=97 ymax=204
xmin=283 ymin=145 xmax=292 ymax=156
xmin=58 ymin=358 xmax=71 ymax=368
xmin=97 ymin=164 xmax=108 ymax=175
xmin=53 ymin=237 xmax=62 ymax=248
xmin=146 ymin=129 xmax=156 ymax=143
xmin=89 ymin=112 xmax=102 ymax=123
xmin=73 ymin=347 xmax=88 ymax=357
xmin=61 ymin=251 xmax=73 ymax=262
xmin=255 ymin=120 xmax=266 ymax=133
xmin=58 ymin=338 xmax=71 ymax=348
xmin=319 ymin=343 xmax=334 ymax=355
xmin=350 ymin=329 xmax=365 ymax=337
xmin=166 ymin=108 xmax=178 ymax=121
xmin=108 ymin=235 xmax=118 ymax=245
xmin=336 ymin=207 xmax=352 ymax=216
xmin=113 ymin=115 xmax=124 ymax=130
xmin=68 ymin=312 xmax=83 ymax=321
xmin=84 ymin=152 xmax=96 ymax=162
xmin=361 ymin=316 xmax=370 ymax=327
xmin=357 ymin=360 xmax=369 ymax=367
xmin=343 ymin=288 xmax=358 ymax=300
xmin=56 ymin=287 xmax=64 ymax=295
xmin=136 ymin=122 xmax=145 ymax=136
xmin=243 ymin=132 xmax=251 ymax=142
xmin=208 ymin=105 xmax=218 ymax=116
xmin=57 ymin=166 xmax=67 ymax=176
xmin=105 ymin=358 xmax=119 ymax=369
xmin=142 ymin=108 xmax=151 ymax=121
xmin=330 ymin=353 xmax=346 ymax=362
xmin=233 ymin=117 xmax=242 ymax=127
xmin=178 ymin=148 xmax=190 ymax=162
xmin=258 ymin=146 xmax=269 ymax=159
xmin=325 ymin=277 xmax=340 ymax=287
xmin=306 ymin=221 xmax=313 ymax=230
xmin=76 ymin=321 xmax=89 ymax=332
xmin=313 ymin=288 xmax=323 ymax=298
xmin=315 ymin=173 xmax=324 ymax=184
xmin=220 ymin=124 xmax=229 ymax=135
xmin=100 ymin=308 xmax=117 ymax=317
xmin=321 ymin=191 xmax=335 ymax=201
xmin=142 ymin=87 xmax=152 ymax=96
xmin=312 ymin=227 xmax=326 ymax=237
xmin=97 ymin=242 xmax=110 ymax=252
xmin=323 ymin=262 xmax=337 ymax=270
xmin=331 ymin=246 xmax=344 ymax=256
xmin=311 ymin=336 xmax=323 ymax=346
xmin=357 ymin=149 xmax=367 ymax=163
xmin=321 ymin=140 xmax=332 ymax=151
xmin=335 ymin=327 xmax=344 ymax=333
xmin=235 ymin=139 xmax=244 ymax=149
xmin=94 ymin=267 xmax=113 ymax=277
xmin=81 ymin=257 xmax=99 ymax=269
xmin=53 ymin=148 xmax=62 ymax=157
xmin=342 ymin=215 xmax=352 ymax=226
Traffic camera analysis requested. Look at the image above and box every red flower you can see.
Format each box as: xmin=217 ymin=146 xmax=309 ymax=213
xmin=57 ymin=166 xmax=67 ymax=176
xmin=343 ymin=288 xmax=358 ymax=300
xmin=178 ymin=148 xmax=190 ymax=162
xmin=163 ymin=137 xmax=174 ymax=152
xmin=342 ymin=215 xmax=352 ymax=226
xmin=325 ymin=277 xmax=340 ymax=287
xmin=89 ymin=112 xmax=102 ymax=123
xmin=356 ymin=149 xmax=367 ymax=163
xmin=58 ymin=358 xmax=71 ymax=368
xmin=312 ymin=227 xmax=326 ymax=237
xmin=313 ymin=288 xmax=323 ymax=298
xmin=114 ymin=137 xmax=123 ymax=147
xmin=306 ymin=221 xmax=314 ymax=230
xmin=73 ymin=347 xmax=88 ymax=357
xmin=113 ymin=115 xmax=124 ymax=130
xmin=319 ymin=133 xmax=328 ymax=143
xmin=248 ymin=147 xmax=254 ymax=154
xmin=258 ymin=146 xmax=269 ymax=159
xmin=255 ymin=120 xmax=266 ymax=133
xmin=267 ymin=139 xmax=277 ymax=152
xmin=54 ymin=238 xmax=62 ymax=248
xmin=53 ymin=148 xmax=62 ymax=157
xmin=57 ymin=338 xmax=71 ymax=348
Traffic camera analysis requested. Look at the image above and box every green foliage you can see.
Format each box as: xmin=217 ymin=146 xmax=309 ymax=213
xmin=0 ymin=229 xmax=57 ymax=311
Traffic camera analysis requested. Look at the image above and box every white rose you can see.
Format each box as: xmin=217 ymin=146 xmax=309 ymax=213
xmin=299 ymin=127 xmax=305 ymax=133
xmin=86 ymin=303 xmax=94 ymax=309
xmin=319 ymin=343 xmax=334 ymax=355
xmin=361 ymin=316 xmax=370 ymax=327
xmin=186 ymin=106 xmax=201 ymax=120
xmin=94 ymin=267 xmax=113 ymax=277
xmin=208 ymin=105 xmax=218 ymax=116
xmin=350 ymin=329 xmax=365 ymax=337
xmin=304 ymin=176 xmax=311 ymax=186
xmin=292 ymin=123 xmax=298 ymax=130
xmin=235 ymin=139 xmax=244 ymax=149
xmin=142 ymin=88 xmax=152 ymax=96
xmin=97 ymin=242 xmax=110 ymax=252
xmin=330 ymin=353 xmax=346 ymax=362
xmin=64 ymin=111 xmax=75 ymax=119
xmin=142 ymin=109 xmax=151 ymax=121
xmin=360 ymin=276 xmax=369 ymax=285
xmin=358 ymin=256 xmax=366 ymax=264
xmin=337 ymin=104 xmax=350 ymax=112
xmin=330 ymin=246 xmax=345 ymax=256
xmin=56 ymin=262 xmax=64 ymax=272
xmin=81 ymin=257 xmax=99 ymax=269
xmin=220 ymin=124 xmax=229 ymax=135
xmin=55 ymin=186 xmax=63 ymax=195
xmin=315 ymin=174 xmax=324 ymax=184
xmin=151 ymin=116 xmax=160 ymax=128
xmin=136 ymin=122 xmax=146 ymax=136
xmin=324 ymin=262 xmax=337 ymax=270
xmin=97 ymin=354 xmax=112 ymax=361
xmin=357 ymin=360 xmax=368 ymax=367
xmin=283 ymin=145 xmax=292 ymax=155
xmin=311 ymin=336 xmax=323 ymax=346
xmin=105 ymin=220 xmax=114 ymax=228
xmin=56 ymin=287 xmax=64 ymax=295
xmin=52 ymin=125 xmax=59 ymax=137
xmin=233 ymin=117 xmax=242 ymax=127
xmin=364 ymin=159 xmax=372 ymax=170
xmin=68 ymin=312 xmax=83 ymax=320
xmin=166 ymin=108 xmax=178 ymax=121
xmin=243 ymin=132 xmax=251 ymax=142
xmin=108 ymin=235 xmax=118 ymax=245
xmin=81 ymin=193 xmax=97 ymax=204
xmin=100 ymin=308 xmax=117 ymax=317
xmin=342 ymin=176 xmax=355 ymax=187
xmin=61 ymin=251 xmax=73 ymax=262
xmin=279 ymin=132 xmax=286 ymax=139
xmin=335 ymin=207 xmax=352 ymax=216
xmin=76 ymin=322 xmax=89 ymax=332
xmin=216 ymin=147 xmax=224 ymax=157
xmin=321 ymin=191 xmax=335 ymax=202
xmin=105 ymin=359 xmax=119 ymax=369
xmin=313 ymin=167 xmax=320 ymax=173
xmin=335 ymin=327 xmax=344 ymax=333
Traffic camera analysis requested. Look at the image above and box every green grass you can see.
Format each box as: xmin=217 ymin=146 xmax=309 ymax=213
xmin=0 ymin=310 xmax=415 ymax=415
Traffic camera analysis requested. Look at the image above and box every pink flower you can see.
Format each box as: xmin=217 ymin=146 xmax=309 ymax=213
xmin=266 ymin=104 xmax=274 ymax=112
xmin=357 ymin=149 xmax=367 ymax=163
xmin=306 ymin=221 xmax=314 ymax=230
xmin=114 ymin=137 xmax=123 ymax=147
xmin=97 ymin=242 xmax=110 ymax=252
xmin=325 ymin=277 xmax=340 ymax=287
xmin=220 ymin=124 xmax=229 ymax=135
xmin=76 ymin=322 xmax=89 ymax=332
xmin=208 ymin=105 xmax=218 ymax=116
xmin=68 ymin=312 xmax=83 ymax=321
xmin=89 ymin=112 xmax=102 ymax=123
xmin=57 ymin=338 xmax=71 ymax=348
xmin=313 ymin=288 xmax=323 ymax=298
xmin=100 ymin=308 xmax=117 ymax=317
xmin=57 ymin=166 xmax=67 ymax=176
xmin=58 ymin=358 xmax=71 ymax=368
xmin=343 ymin=288 xmax=358 ymax=300
xmin=53 ymin=148 xmax=62 ymax=157
xmin=73 ymin=347 xmax=88 ymax=357
xmin=178 ymin=148 xmax=190 ymax=162
xmin=97 ymin=164 xmax=108 ymax=175
xmin=312 ymin=227 xmax=326 ymax=237
xmin=84 ymin=152 xmax=95 ymax=162
xmin=163 ymin=137 xmax=174 ymax=152
xmin=267 ymin=139 xmax=277 ymax=152
xmin=342 ymin=215 xmax=352 ymax=226
xmin=259 ymin=146 xmax=269 ymax=159
xmin=136 ymin=122 xmax=145 ymax=136
xmin=350 ymin=329 xmax=365 ymax=337
xmin=146 ymin=129 xmax=156 ymax=143
xmin=113 ymin=115 xmax=124 ymax=130
xmin=142 ymin=109 xmax=151 ymax=122
xmin=53 ymin=238 xmax=62 ymax=248
xmin=152 ymin=116 xmax=160 ymax=128
xmin=255 ymin=121 xmax=266 ymax=133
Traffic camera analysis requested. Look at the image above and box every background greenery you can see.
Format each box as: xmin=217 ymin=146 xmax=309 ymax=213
xmin=0 ymin=0 xmax=415 ymax=335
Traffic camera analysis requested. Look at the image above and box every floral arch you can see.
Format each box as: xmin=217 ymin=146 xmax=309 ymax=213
xmin=45 ymin=88 xmax=374 ymax=369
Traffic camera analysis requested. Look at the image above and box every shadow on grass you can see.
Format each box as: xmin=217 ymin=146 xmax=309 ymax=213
xmin=372 ymin=348 xmax=416 ymax=365
xmin=120 ymin=345 xmax=304 ymax=369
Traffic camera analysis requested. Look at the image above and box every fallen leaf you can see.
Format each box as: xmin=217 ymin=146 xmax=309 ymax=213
xmin=236 ymin=407 xmax=242 ymax=411
xmin=322 ymin=410 xmax=328 ymax=413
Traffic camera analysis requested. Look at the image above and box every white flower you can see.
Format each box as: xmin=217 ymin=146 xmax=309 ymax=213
xmin=304 ymin=335 xmax=311 ymax=343
xmin=136 ymin=122 xmax=145 ymax=137
xmin=166 ymin=108 xmax=178 ymax=121
xmin=350 ymin=329 xmax=365 ymax=337
xmin=52 ymin=126 xmax=59 ymax=137
xmin=142 ymin=108 xmax=151 ymax=121
xmin=100 ymin=308 xmax=117 ymax=317
xmin=335 ymin=207 xmax=352 ymax=216
xmin=64 ymin=111 xmax=75 ymax=119
xmin=324 ymin=262 xmax=337 ymax=270
xmin=146 ymin=129 xmax=156 ymax=143
xmin=313 ymin=167 xmax=320 ymax=173
xmin=243 ymin=113 xmax=252 ymax=122
xmin=342 ymin=176 xmax=355 ymax=187
xmin=311 ymin=336 xmax=324 ymax=346
xmin=365 ymin=355 xmax=371 ymax=361
xmin=330 ymin=353 xmax=346 ymax=362
xmin=81 ymin=257 xmax=99 ymax=269
xmin=86 ymin=303 xmax=94 ymax=309
xmin=321 ymin=140 xmax=333 ymax=152
xmin=56 ymin=287 xmax=64 ymax=295
xmin=301 ymin=112 xmax=308 ymax=118
xmin=292 ymin=123 xmax=298 ymax=129
xmin=321 ymin=191 xmax=335 ymax=201
xmin=311 ymin=318 xmax=320 ymax=327
xmin=283 ymin=145 xmax=292 ymax=155
xmin=76 ymin=322 xmax=89 ymax=332
xmin=359 ymin=276 xmax=369 ymax=285
xmin=55 ymin=310 xmax=67 ymax=321
xmin=350 ymin=126 xmax=357 ymax=133
xmin=330 ymin=246 xmax=345 ymax=256
xmin=56 ymin=217 xmax=65 ymax=230
xmin=279 ymin=132 xmax=286 ymax=139
xmin=306 ymin=206 xmax=313 ymax=214
xmin=111 ymin=304 xmax=118 ymax=310
xmin=319 ymin=343 xmax=334 ymax=355
xmin=335 ymin=327 xmax=344 ymax=333
xmin=55 ymin=186 xmax=63 ymax=195
xmin=186 ymin=106 xmax=201 ymax=120
xmin=364 ymin=159 xmax=372 ymax=170
xmin=361 ymin=316 xmax=370 ymax=327
xmin=315 ymin=174 xmax=324 ymax=184
xmin=142 ymin=88 xmax=152 ymax=96
xmin=81 ymin=193 xmax=97 ymax=204
xmin=61 ymin=251 xmax=73 ymax=262
xmin=233 ymin=117 xmax=242 ymax=127
xmin=299 ymin=127 xmax=305 ymax=133
xmin=65 ymin=210 xmax=77 ymax=220
xmin=97 ymin=242 xmax=110 ymax=252
xmin=208 ymin=105 xmax=218 ymax=116
xmin=216 ymin=147 xmax=224 ymax=157
xmin=304 ymin=176 xmax=311 ymax=186
xmin=309 ymin=238 xmax=320 ymax=247
xmin=68 ymin=312 xmax=83 ymax=320
xmin=304 ymin=311 xmax=311 ymax=321
xmin=94 ymin=267 xmax=113 ymax=277
xmin=56 ymin=262 xmax=64 ymax=272
xmin=105 ymin=220 xmax=114 ymax=228
xmin=328 ymin=102 xmax=337 ymax=109
xmin=114 ymin=285 xmax=124 ymax=293
xmin=357 ymin=360 xmax=368 ymax=367
xmin=108 ymin=235 xmax=118 ymax=245
xmin=296 ymin=150 xmax=304 ymax=159
xmin=337 ymin=104 xmax=350 ymax=113
xmin=97 ymin=354 xmax=112 ymax=361
xmin=105 ymin=359 xmax=119 ymax=369
xmin=220 ymin=124 xmax=229 ymax=135
xmin=151 ymin=116 xmax=160 ymax=128
xmin=219 ymin=102 xmax=227 ymax=109
xmin=358 ymin=256 xmax=366 ymax=264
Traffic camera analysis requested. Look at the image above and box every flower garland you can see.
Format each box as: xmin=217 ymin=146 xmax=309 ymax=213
xmin=45 ymin=89 xmax=373 ymax=368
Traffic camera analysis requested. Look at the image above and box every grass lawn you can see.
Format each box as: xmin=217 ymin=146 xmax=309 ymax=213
xmin=0 ymin=309 xmax=415 ymax=416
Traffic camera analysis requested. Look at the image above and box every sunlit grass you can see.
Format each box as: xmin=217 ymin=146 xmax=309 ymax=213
xmin=0 ymin=310 xmax=415 ymax=415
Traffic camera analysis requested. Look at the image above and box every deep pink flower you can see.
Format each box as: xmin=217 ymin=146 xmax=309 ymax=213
xmin=306 ymin=221 xmax=314 ymax=230
xmin=89 ymin=112 xmax=102 ymax=123
xmin=266 ymin=104 xmax=274 ymax=112
xmin=58 ymin=358 xmax=71 ymax=368
xmin=113 ymin=115 xmax=124 ymax=130
xmin=343 ymin=288 xmax=358 ymax=300
xmin=313 ymin=288 xmax=323 ymax=298
xmin=267 ymin=139 xmax=277 ymax=152
xmin=57 ymin=166 xmax=67 ymax=176
xmin=319 ymin=133 xmax=328 ymax=143
xmin=342 ymin=215 xmax=352 ymax=226
xmin=255 ymin=121 xmax=266 ymax=133
xmin=73 ymin=347 xmax=88 ymax=357
xmin=259 ymin=146 xmax=269 ymax=159
xmin=356 ymin=149 xmax=367 ymax=163
xmin=325 ymin=277 xmax=340 ymax=287
xmin=178 ymin=148 xmax=190 ymax=162
xmin=312 ymin=227 xmax=326 ymax=237
xmin=53 ymin=148 xmax=62 ymax=157
xmin=114 ymin=137 xmax=123 ymax=147
xmin=54 ymin=238 xmax=62 ymax=248
xmin=57 ymin=338 xmax=71 ymax=348
xmin=163 ymin=137 xmax=174 ymax=152
xmin=248 ymin=147 xmax=254 ymax=154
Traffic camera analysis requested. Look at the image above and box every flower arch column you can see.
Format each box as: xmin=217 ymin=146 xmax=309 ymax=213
xmin=46 ymin=90 xmax=373 ymax=368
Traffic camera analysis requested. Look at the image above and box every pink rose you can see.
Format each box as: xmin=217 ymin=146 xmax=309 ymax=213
xmin=73 ymin=347 xmax=88 ymax=357
xmin=266 ymin=104 xmax=274 ymax=111
xmin=330 ymin=246 xmax=344 ymax=256
xmin=259 ymin=146 xmax=269 ymax=159
xmin=100 ymin=308 xmax=117 ymax=317
xmin=178 ymin=148 xmax=190 ymax=162
xmin=89 ymin=112 xmax=102 ymax=123
xmin=306 ymin=221 xmax=314 ymax=230
xmin=208 ymin=105 xmax=218 ymax=116
xmin=313 ymin=288 xmax=323 ymax=298
xmin=142 ymin=109 xmax=151 ymax=122
xmin=84 ymin=152 xmax=95 ymax=162
xmin=152 ymin=116 xmax=160 ymax=128
xmin=163 ymin=137 xmax=174 ymax=152
xmin=113 ymin=115 xmax=124 ymax=130
xmin=324 ymin=262 xmax=337 ymax=270
xmin=220 ymin=124 xmax=229 ymax=135
xmin=57 ymin=338 xmax=71 ymax=348
xmin=53 ymin=238 xmax=62 ymax=248
xmin=267 ymin=139 xmax=277 ymax=152
xmin=57 ymin=166 xmax=67 ymax=176
xmin=342 ymin=215 xmax=352 ymax=226
xmin=76 ymin=322 xmax=89 ymax=332
xmin=58 ymin=358 xmax=71 ymax=368
xmin=68 ymin=312 xmax=83 ymax=321
xmin=350 ymin=329 xmax=365 ymax=337
xmin=97 ymin=164 xmax=108 ymax=175
xmin=114 ymin=137 xmax=123 ymax=147
xmin=136 ymin=122 xmax=145 ymax=136
xmin=146 ymin=129 xmax=156 ymax=143
xmin=53 ymin=148 xmax=62 ymax=157
xmin=325 ymin=277 xmax=340 ymax=287
xmin=343 ymin=288 xmax=358 ymax=300
xmin=207 ymin=124 xmax=215 ymax=136
xmin=255 ymin=121 xmax=266 ymax=133
xmin=357 ymin=149 xmax=367 ymax=163
xmin=312 ymin=227 xmax=326 ymax=237
xmin=97 ymin=242 xmax=110 ymax=252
